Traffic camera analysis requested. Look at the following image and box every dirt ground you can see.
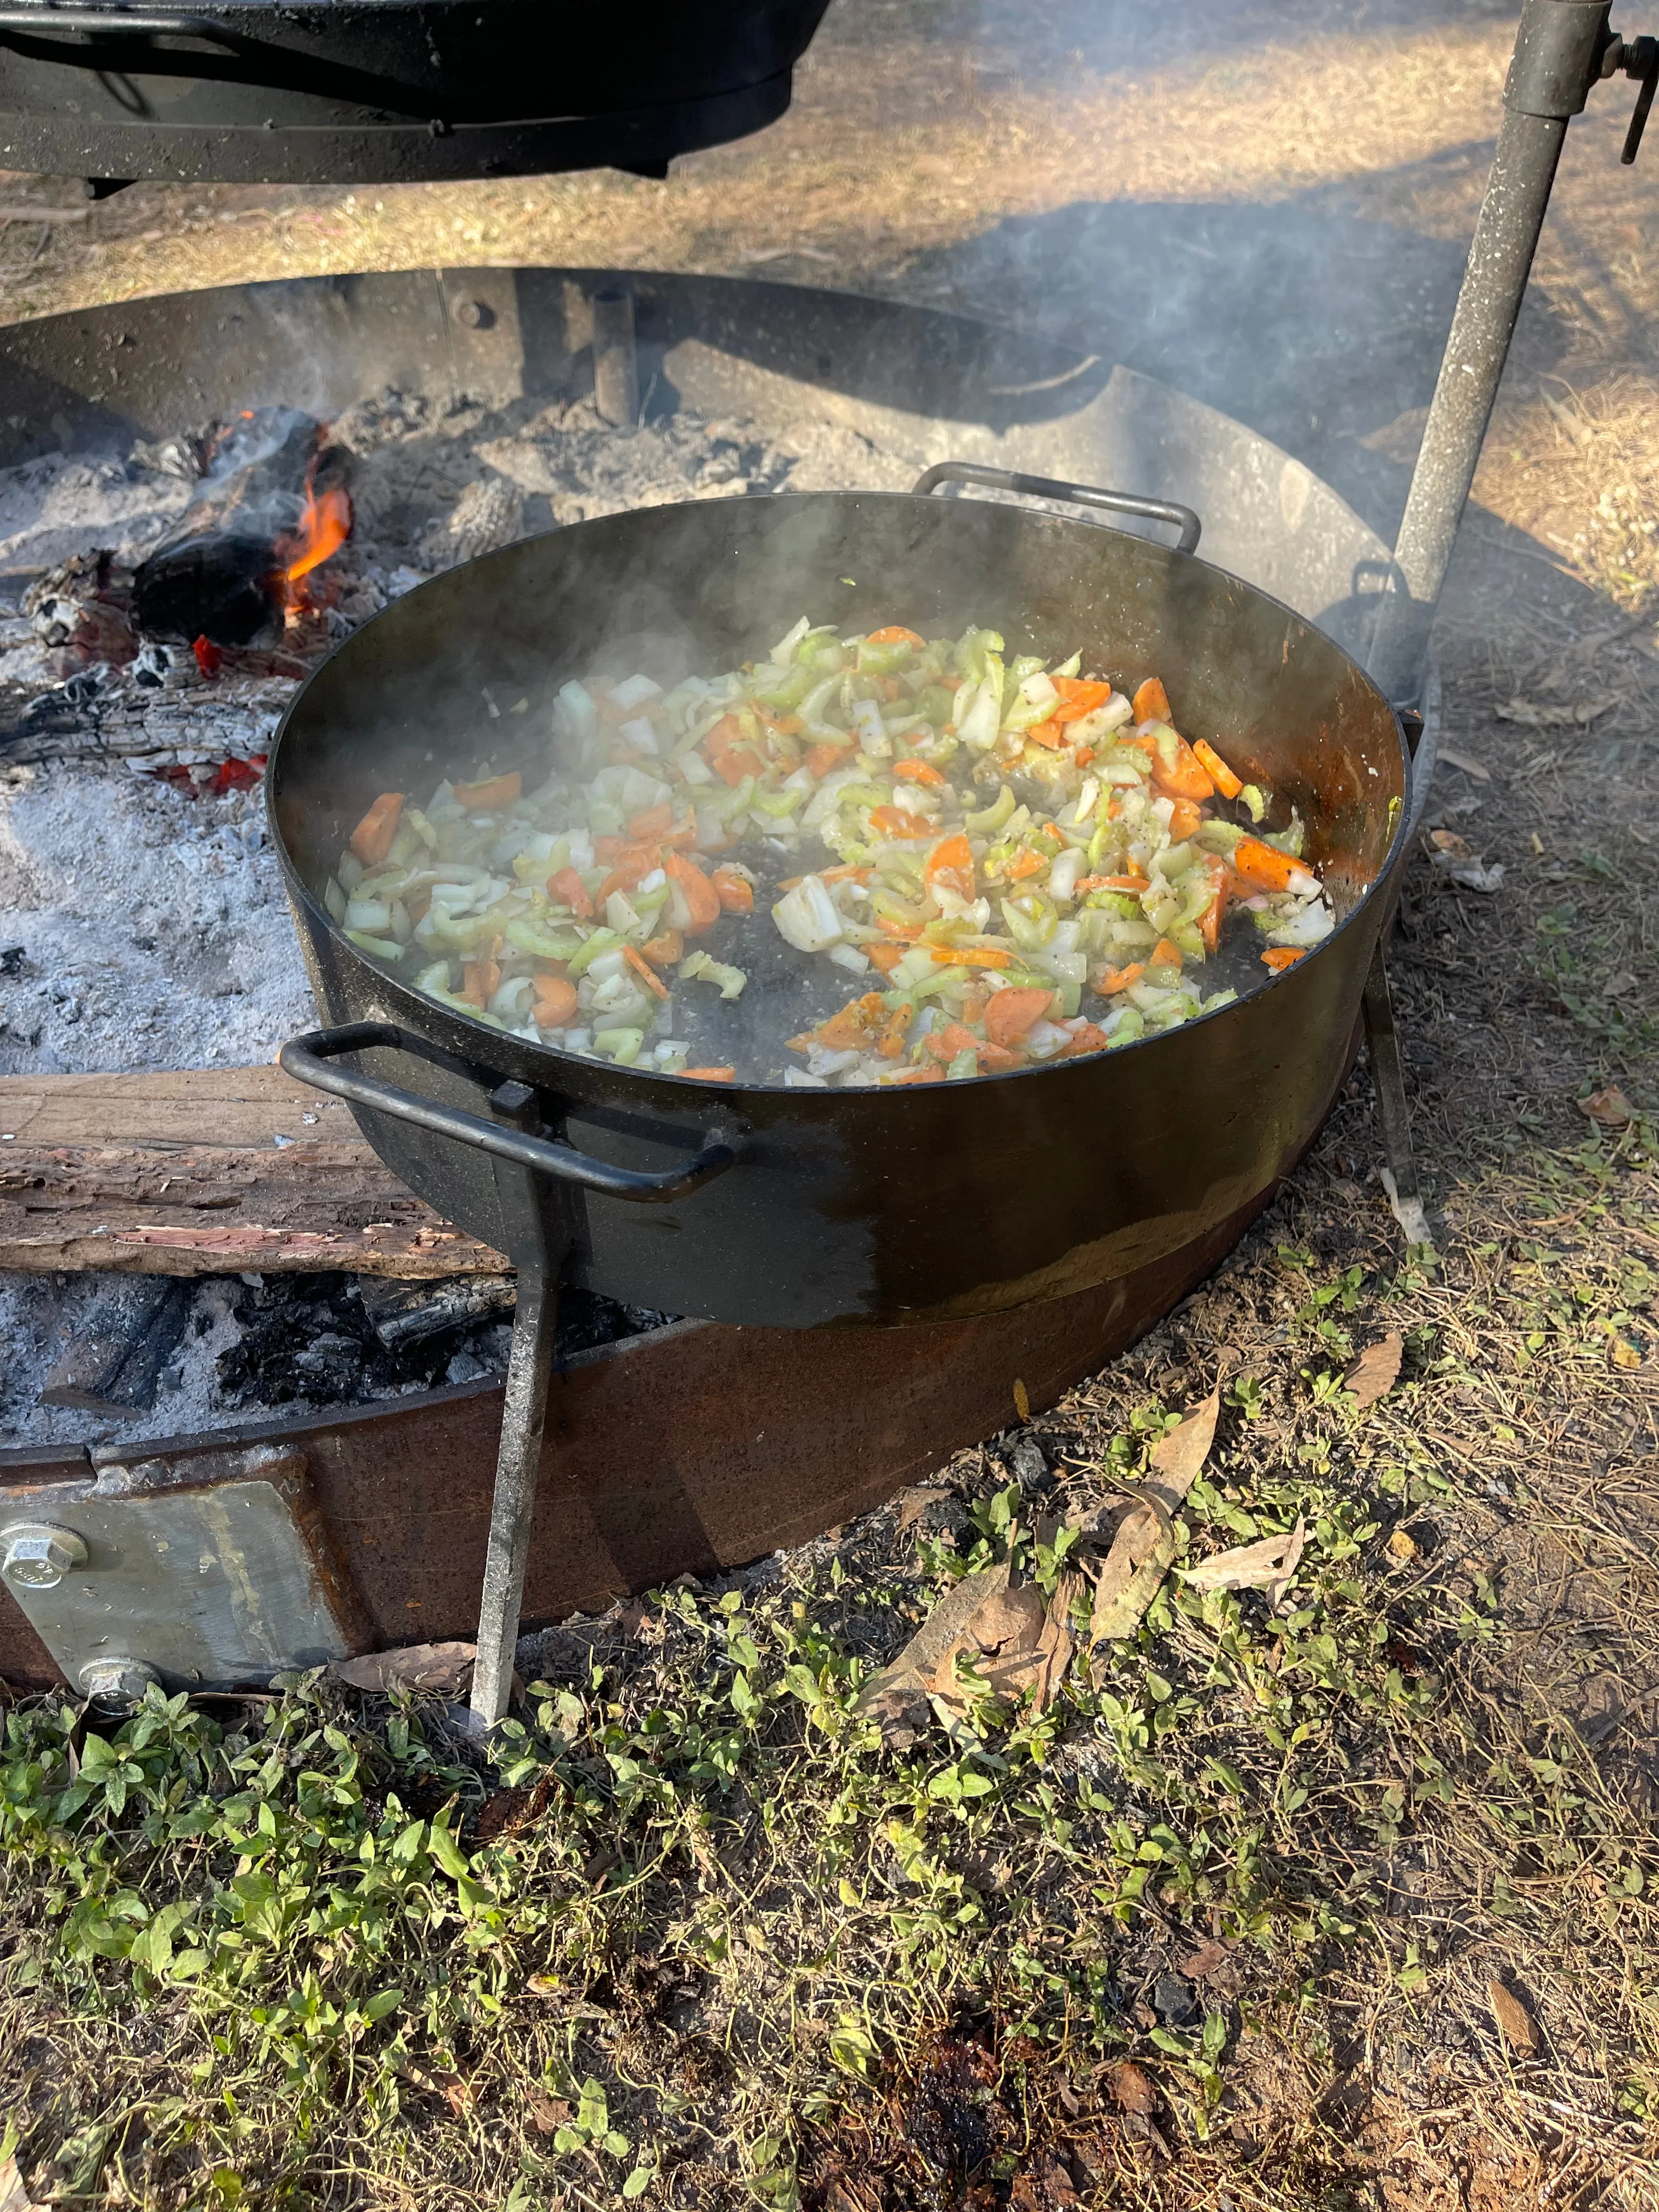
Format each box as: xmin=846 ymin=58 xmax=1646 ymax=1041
xmin=1 ymin=3 xmax=1657 ymax=2209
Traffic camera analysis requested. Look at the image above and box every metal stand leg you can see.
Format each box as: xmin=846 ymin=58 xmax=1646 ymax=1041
xmin=467 ymin=1080 xmax=569 ymax=1735
xmin=1362 ymin=951 xmax=1432 ymax=1248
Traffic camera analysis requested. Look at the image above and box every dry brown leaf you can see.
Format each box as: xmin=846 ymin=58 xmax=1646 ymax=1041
xmin=1178 ymin=1519 xmax=1305 ymax=1596
xmin=1013 ymin=1377 xmax=1031 ymax=1422
xmin=1111 ymin=2059 xmax=1157 ymax=2117
xmin=1386 ymin=1526 xmax=1419 ymax=1564
xmin=1 ymin=2155 xmax=45 ymax=2212
xmin=1611 ymin=1338 xmax=1642 ymax=1370
xmin=855 ymin=1561 xmax=1011 ymax=1736
xmin=930 ymin=1578 xmax=1048 ymax=1703
xmin=1149 ymin=1385 xmax=1221 ymax=1502
xmin=1437 ymin=743 xmax=1492 ymax=782
xmin=1427 ymin=827 xmax=1472 ymax=857
xmin=1496 ymin=696 xmax=1612 ymax=729
xmin=1031 ymin=1571 xmax=1085 ymax=1716
xmin=330 ymin=1640 xmax=475 ymax=1695
xmin=1488 ymin=1980 xmax=1539 ymax=2055
xmin=1090 ymin=1387 xmax=1219 ymax=1645
xmin=894 ymin=1486 xmax=941 ymax=1532
xmin=1345 ymin=1332 xmax=1403 ymax=1409
xmin=1578 ymin=1085 xmax=1633 ymax=1128
xmin=1176 ymin=1940 xmax=1231 ymax=1979
xmin=398 ymin=2060 xmax=475 ymax=2114
xmin=525 ymin=2085 xmax=571 ymax=2135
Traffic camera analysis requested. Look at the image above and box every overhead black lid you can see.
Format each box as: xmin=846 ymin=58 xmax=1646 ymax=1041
xmin=0 ymin=0 xmax=832 ymax=185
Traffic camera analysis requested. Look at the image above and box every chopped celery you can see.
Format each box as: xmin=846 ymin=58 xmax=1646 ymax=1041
xmin=1239 ymin=783 xmax=1267 ymax=823
xmin=946 ymin=1048 xmax=979 ymax=1080
xmin=966 ymin=784 xmax=1016 ymax=835
xmin=565 ymin=927 xmax=620 ymax=977
xmin=503 ymin=918 xmax=588 ymax=961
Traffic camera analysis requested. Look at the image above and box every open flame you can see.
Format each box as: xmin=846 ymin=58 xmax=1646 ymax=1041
xmin=275 ymin=465 xmax=352 ymax=614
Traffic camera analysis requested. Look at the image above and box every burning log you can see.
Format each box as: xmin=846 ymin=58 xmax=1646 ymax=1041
xmin=133 ymin=408 xmax=353 ymax=647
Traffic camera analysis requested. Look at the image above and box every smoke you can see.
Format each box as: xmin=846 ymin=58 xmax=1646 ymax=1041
xmin=874 ymin=0 xmax=1539 ymax=545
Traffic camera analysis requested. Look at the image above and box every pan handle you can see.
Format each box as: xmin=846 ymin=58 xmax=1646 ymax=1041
xmin=0 ymin=9 xmax=238 ymax=37
xmin=912 ymin=461 xmax=1202 ymax=556
xmin=279 ymin=1022 xmax=738 ymax=1206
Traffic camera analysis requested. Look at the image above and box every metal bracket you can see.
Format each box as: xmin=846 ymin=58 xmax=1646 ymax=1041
xmin=0 ymin=1446 xmax=366 ymax=1702
xmin=1505 ymin=0 xmax=1616 ymax=117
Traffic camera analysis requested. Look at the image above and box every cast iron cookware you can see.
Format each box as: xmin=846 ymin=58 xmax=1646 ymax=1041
xmin=272 ymin=465 xmax=1409 ymax=1329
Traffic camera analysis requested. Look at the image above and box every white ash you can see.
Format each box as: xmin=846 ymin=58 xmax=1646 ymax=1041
xmin=0 ymin=768 xmax=313 ymax=1075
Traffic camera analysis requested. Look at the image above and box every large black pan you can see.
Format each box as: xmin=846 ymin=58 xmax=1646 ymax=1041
xmin=271 ymin=466 xmax=1408 ymax=1330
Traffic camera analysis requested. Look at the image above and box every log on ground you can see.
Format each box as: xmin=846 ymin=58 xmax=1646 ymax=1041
xmin=0 ymin=1065 xmax=507 ymax=1277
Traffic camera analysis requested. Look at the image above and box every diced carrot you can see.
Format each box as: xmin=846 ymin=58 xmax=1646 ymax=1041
xmin=665 ymin=849 xmax=722 ymax=934
xmin=867 ymin=625 xmax=926 ymax=647
xmin=592 ymin=834 xmax=628 ymax=861
xmin=1077 ymin=873 xmax=1148 ymax=895
xmin=1060 ymin=1022 xmax=1113 ymax=1057
xmin=548 ymin=865 xmax=592 ymax=919
xmin=1096 ymin=962 xmax=1144 ymax=994
xmin=657 ymin=819 xmax=701 ymax=850
xmin=595 ymin=844 xmax=661 ymax=908
xmin=453 ymin=772 xmax=522 ymax=811
xmin=1192 ymin=737 xmax=1243 ymax=799
xmin=1148 ymin=938 xmax=1183 ymax=971
xmin=928 ymin=944 xmax=1014 ymax=969
xmin=975 ymin=1040 xmax=1026 ymax=1073
xmin=889 ymin=1064 xmax=945 ymax=1085
xmin=711 ymin=867 xmax=754 ymax=914
xmin=876 ymin=916 xmax=923 ymax=941
xmin=756 ymin=706 xmax=803 ymax=735
xmin=1025 ymin=718 xmax=1069 ymax=751
xmin=627 ymin=802 xmax=675 ymax=839
xmin=923 ymin=831 xmax=975 ymax=906
xmin=867 ymin=942 xmax=905 ymax=975
xmin=1132 ymin=677 xmax=1171 ymax=724
xmin=926 ymin=1020 xmax=983 ymax=1064
xmin=1233 ymin=836 xmax=1316 ymax=895
xmin=404 ymin=885 xmax=432 ymax=923
xmin=1198 ymin=857 xmax=1229 ymax=956
xmin=1149 ymin=728 xmax=1215 ymax=803
xmin=805 ymin=740 xmax=852 ymax=777
xmin=642 ymin=928 xmax=683 ymax=966
xmin=1005 ymin=848 xmax=1048 ymax=883
xmin=624 ymin=943 xmax=671 ymax=1001
xmin=532 ymin=974 xmax=578 ymax=1028
xmin=1261 ymin=947 xmax=1306 ymax=972
xmin=704 ymin=713 xmax=768 ymax=786
xmin=460 ymin=957 xmax=500 ymax=1007
xmin=682 ymin=1066 xmax=736 ymax=1082
xmin=895 ymin=759 xmax=947 ymax=787
xmin=868 ymin=805 xmax=935 ymax=839
xmin=1050 ymin=676 xmax=1114 ymax=724
xmin=984 ymin=986 xmax=1057 ymax=1047
xmin=1167 ymin=798 xmax=1205 ymax=841
xmin=349 ymin=791 xmax=403 ymax=866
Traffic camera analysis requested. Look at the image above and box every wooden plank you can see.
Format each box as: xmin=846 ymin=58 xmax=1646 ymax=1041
xmin=0 ymin=1065 xmax=507 ymax=1277
xmin=0 ymin=1064 xmax=360 ymax=1148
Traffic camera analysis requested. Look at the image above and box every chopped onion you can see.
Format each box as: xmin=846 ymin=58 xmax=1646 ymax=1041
xmin=608 ymin=673 xmax=662 ymax=713
xmin=772 ymin=874 xmax=845 ymax=953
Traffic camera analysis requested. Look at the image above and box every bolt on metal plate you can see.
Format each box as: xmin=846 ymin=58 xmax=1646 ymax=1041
xmin=0 ymin=1449 xmax=362 ymax=1693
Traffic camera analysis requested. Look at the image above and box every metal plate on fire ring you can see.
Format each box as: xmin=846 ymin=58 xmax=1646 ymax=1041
xmin=0 ymin=1448 xmax=364 ymax=1699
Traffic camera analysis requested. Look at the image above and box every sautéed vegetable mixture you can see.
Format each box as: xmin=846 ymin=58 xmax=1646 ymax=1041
xmin=326 ymin=618 xmax=1334 ymax=1086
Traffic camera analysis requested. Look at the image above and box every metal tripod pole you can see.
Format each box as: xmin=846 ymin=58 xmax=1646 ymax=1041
xmin=468 ymin=1079 xmax=566 ymax=1734
xmin=1360 ymin=0 xmax=1653 ymax=1237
